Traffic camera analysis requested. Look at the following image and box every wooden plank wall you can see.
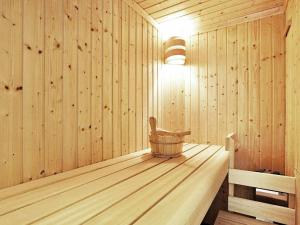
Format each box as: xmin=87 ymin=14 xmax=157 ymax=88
xmin=285 ymin=0 xmax=300 ymax=223
xmin=161 ymin=14 xmax=286 ymax=174
xmin=0 ymin=0 xmax=162 ymax=189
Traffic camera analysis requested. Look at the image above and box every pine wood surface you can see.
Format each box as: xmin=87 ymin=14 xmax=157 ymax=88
xmin=0 ymin=144 xmax=229 ymax=225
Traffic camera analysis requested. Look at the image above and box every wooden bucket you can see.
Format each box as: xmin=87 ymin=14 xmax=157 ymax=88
xmin=149 ymin=117 xmax=190 ymax=158
xmin=150 ymin=135 xmax=184 ymax=158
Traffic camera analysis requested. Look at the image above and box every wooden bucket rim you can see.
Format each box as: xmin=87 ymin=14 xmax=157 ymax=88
xmin=149 ymin=140 xmax=184 ymax=145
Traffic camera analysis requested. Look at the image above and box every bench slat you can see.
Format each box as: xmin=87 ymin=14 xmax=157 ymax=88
xmin=33 ymin=144 xmax=209 ymax=225
xmin=0 ymin=144 xmax=202 ymax=224
xmin=84 ymin=146 xmax=225 ymax=225
xmin=133 ymin=148 xmax=228 ymax=225
xmin=0 ymin=153 xmax=154 ymax=215
xmin=0 ymin=145 xmax=192 ymax=215
xmin=229 ymin=169 xmax=296 ymax=194
xmin=228 ymin=196 xmax=295 ymax=225
xmin=0 ymin=148 xmax=152 ymax=200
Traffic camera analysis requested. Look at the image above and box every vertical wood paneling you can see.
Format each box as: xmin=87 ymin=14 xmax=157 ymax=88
xmin=1 ymin=0 xmax=10 ymax=187
xmin=237 ymin=23 xmax=249 ymax=170
xmin=286 ymin=28 xmax=293 ymax=176
xmin=161 ymin=65 xmax=171 ymax=129
xmin=148 ymin=24 xmax=153 ymax=121
xmin=0 ymin=2 xmax=285 ymax=192
xmin=0 ymin=0 xmax=23 ymax=187
xmin=162 ymin=14 xmax=285 ymax=175
xmin=102 ymin=0 xmax=113 ymax=160
xmin=91 ymin=0 xmax=103 ymax=163
xmin=63 ymin=0 xmax=78 ymax=171
xmin=0 ymin=0 xmax=162 ymax=189
xmin=260 ymin=16 xmax=273 ymax=170
xmin=190 ymin=35 xmax=199 ymax=143
xmin=286 ymin=1 xmax=300 ymax=222
xmin=45 ymin=0 xmax=63 ymax=176
xmin=142 ymin=18 xmax=148 ymax=148
xmin=23 ymin=0 xmax=45 ymax=182
xmin=177 ymin=70 xmax=185 ymax=131
xmin=157 ymin=32 xmax=162 ymax=126
xmin=184 ymin=38 xmax=191 ymax=143
xmin=207 ymin=31 xmax=217 ymax=144
xmin=153 ymin=28 xmax=158 ymax=119
xmin=136 ymin=14 xmax=143 ymax=151
xmin=286 ymin=0 xmax=300 ymax=176
xmin=217 ymin=28 xmax=227 ymax=146
xmin=121 ymin=2 xmax=129 ymax=156
xmin=112 ymin=0 xmax=121 ymax=157
xmin=128 ymin=8 xmax=136 ymax=153
xmin=8 ymin=0 xmax=23 ymax=186
xmin=271 ymin=14 xmax=285 ymax=173
xmin=77 ymin=0 xmax=91 ymax=167
xmin=235 ymin=22 xmax=253 ymax=200
xmin=199 ymin=33 xmax=208 ymax=143
xmin=226 ymin=26 xmax=238 ymax=137
xmin=248 ymin=20 xmax=261 ymax=170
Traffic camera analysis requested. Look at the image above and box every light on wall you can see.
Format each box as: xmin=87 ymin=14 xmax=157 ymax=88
xmin=164 ymin=36 xmax=186 ymax=65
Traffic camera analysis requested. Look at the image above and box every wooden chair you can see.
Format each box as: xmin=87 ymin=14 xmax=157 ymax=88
xmin=215 ymin=133 xmax=296 ymax=225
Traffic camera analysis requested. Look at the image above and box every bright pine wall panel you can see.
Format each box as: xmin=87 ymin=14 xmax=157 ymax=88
xmin=161 ymin=14 xmax=285 ymax=174
xmin=0 ymin=0 xmax=162 ymax=189
xmin=286 ymin=0 xmax=300 ymax=177
xmin=286 ymin=0 xmax=300 ymax=222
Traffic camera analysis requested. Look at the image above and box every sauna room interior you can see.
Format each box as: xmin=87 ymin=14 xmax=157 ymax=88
xmin=0 ymin=0 xmax=299 ymax=224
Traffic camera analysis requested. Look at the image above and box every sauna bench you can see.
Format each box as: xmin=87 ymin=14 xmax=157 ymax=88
xmin=0 ymin=144 xmax=229 ymax=225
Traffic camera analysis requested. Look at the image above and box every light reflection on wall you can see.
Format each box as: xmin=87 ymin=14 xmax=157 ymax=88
xmin=158 ymin=32 xmax=199 ymax=134
xmin=158 ymin=63 xmax=195 ymax=131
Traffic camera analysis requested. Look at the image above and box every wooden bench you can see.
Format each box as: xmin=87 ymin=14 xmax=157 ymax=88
xmin=215 ymin=133 xmax=296 ymax=225
xmin=0 ymin=143 xmax=229 ymax=225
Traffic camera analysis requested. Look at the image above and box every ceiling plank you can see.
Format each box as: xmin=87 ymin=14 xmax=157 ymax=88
xmin=190 ymin=0 xmax=282 ymax=25
xmin=133 ymin=0 xmax=285 ymax=35
xmin=191 ymin=7 xmax=282 ymax=35
xmin=157 ymin=0 xmax=283 ymax=23
xmin=193 ymin=5 xmax=282 ymax=33
xmin=139 ymin=0 xmax=171 ymax=9
xmin=148 ymin=0 xmax=212 ymax=17
xmin=156 ymin=0 xmax=262 ymax=23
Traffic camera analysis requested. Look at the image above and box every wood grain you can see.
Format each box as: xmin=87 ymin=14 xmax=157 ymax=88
xmin=133 ymin=0 xmax=284 ymax=35
xmin=286 ymin=0 xmax=300 ymax=223
xmin=0 ymin=0 xmax=162 ymax=189
xmin=163 ymin=14 xmax=285 ymax=174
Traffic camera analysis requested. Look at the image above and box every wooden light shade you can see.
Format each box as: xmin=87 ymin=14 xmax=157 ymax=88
xmin=165 ymin=36 xmax=186 ymax=65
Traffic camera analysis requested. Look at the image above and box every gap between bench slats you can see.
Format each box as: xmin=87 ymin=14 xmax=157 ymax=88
xmin=79 ymin=146 xmax=224 ymax=225
xmin=0 ymin=144 xmax=201 ymax=224
xmin=30 ymin=144 xmax=209 ymax=225
xmin=133 ymin=148 xmax=228 ymax=225
xmin=0 ymin=148 xmax=153 ymax=200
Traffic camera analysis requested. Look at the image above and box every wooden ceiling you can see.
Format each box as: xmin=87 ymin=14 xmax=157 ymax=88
xmin=134 ymin=0 xmax=285 ymax=33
